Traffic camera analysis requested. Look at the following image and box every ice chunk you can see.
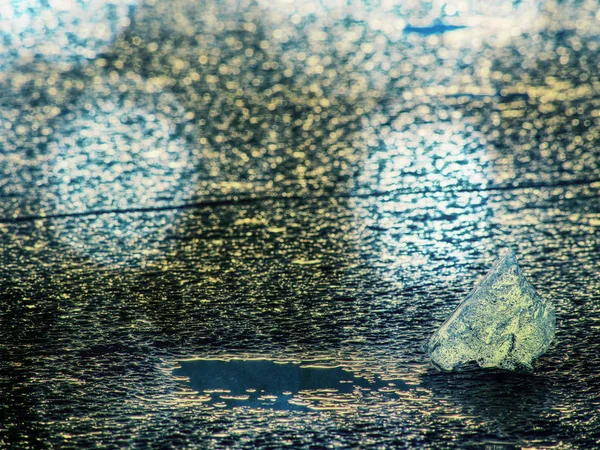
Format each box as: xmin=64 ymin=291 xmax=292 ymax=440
xmin=426 ymin=250 xmax=555 ymax=372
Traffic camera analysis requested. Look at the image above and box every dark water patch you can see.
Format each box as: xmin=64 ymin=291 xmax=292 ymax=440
xmin=404 ymin=22 xmax=467 ymax=35
xmin=173 ymin=359 xmax=405 ymax=410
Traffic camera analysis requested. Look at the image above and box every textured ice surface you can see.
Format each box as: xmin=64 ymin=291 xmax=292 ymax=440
xmin=426 ymin=251 xmax=555 ymax=372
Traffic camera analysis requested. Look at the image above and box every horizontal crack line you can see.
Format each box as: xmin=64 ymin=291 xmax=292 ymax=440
xmin=0 ymin=178 xmax=599 ymax=224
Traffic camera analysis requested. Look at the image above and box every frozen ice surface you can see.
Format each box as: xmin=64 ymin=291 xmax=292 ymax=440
xmin=426 ymin=251 xmax=556 ymax=372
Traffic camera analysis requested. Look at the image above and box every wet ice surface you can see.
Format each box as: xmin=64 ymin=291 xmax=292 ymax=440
xmin=1 ymin=0 xmax=600 ymax=448
xmin=3 ymin=189 xmax=600 ymax=448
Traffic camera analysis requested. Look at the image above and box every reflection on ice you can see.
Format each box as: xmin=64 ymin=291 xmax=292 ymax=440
xmin=47 ymin=76 xmax=203 ymax=263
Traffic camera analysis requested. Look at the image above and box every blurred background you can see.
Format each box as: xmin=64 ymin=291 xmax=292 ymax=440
xmin=1 ymin=0 xmax=599 ymax=448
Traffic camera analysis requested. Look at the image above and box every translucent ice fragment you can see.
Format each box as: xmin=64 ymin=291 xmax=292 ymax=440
xmin=426 ymin=250 xmax=555 ymax=372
